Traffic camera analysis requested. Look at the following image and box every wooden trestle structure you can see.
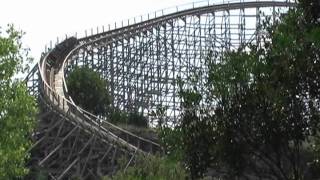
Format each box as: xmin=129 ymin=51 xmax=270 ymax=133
xmin=24 ymin=0 xmax=295 ymax=179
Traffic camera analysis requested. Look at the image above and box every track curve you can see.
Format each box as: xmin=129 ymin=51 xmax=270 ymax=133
xmin=25 ymin=0 xmax=295 ymax=179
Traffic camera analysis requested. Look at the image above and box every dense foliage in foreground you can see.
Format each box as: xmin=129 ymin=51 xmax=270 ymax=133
xmin=0 ymin=25 xmax=37 ymax=179
xmin=173 ymin=1 xmax=320 ymax=179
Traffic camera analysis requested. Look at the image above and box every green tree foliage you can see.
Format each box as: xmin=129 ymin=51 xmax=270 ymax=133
xmin=67 ymin=68 xmax=148 ymax=127
xmin=66 ymin=66 xmax=111 ymax=116
xmin=178 ymin=2 xmax=320 ymax=179
xmin=109 ymin=108 xmax=128 ymax=124
xmin=109 ymin=109 xmax=149 ymax=128
xmin=158 ymin=127 xmax=184 ymax=161
xmin=0 ymin=25 xmax=37 ymax=179
xmin=299 ymin=0 xmax=320 ymax=24
xmin=127 ymin=111 xmax=148 ymax=128
xmin=178 ymin=87 xmax=216 ymax=179
xmin=104 ymin=155 xmax=187 ymax=180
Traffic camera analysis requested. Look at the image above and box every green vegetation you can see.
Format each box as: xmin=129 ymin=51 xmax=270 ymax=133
xmin=127 ymin=111 xmax=148 ymax=128
xmin=158 ymin=127 xmax=184 ymax=162
xmin=67 ymin=66 xmax=111 ymax=116
xmin=67 ymin=67 xmax=149 ymax=127
xmin=173 ymin=1 xmax=320 ymax=179
xmin=0 ymin=25 xmax=37 ymax=179
xmin=104 ymin=155 xmax=187 ymax=180
xmin=109 ymin=109 xmax=149 ymax=128
xmin=21 ymin=1 xmax=320 ymax=179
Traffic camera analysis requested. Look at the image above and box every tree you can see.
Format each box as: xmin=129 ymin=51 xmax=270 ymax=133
xmin=177 ymin=86 xmax=214 ymax=179
xmin=0 ymin=25 xmax=37 ymax=179
xmin=178 ymin=2 xmax=320 ymax=179
xmin=66 ymin=66 xmax=111 ymax=116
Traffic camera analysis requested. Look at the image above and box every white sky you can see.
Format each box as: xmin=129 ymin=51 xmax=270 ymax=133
xmin=0 ymin=0 xmax=193 ymax=61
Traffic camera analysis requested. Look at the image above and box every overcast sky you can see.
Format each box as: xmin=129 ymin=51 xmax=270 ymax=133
xmin=1 ymin=0 xmax=194 ymax=60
